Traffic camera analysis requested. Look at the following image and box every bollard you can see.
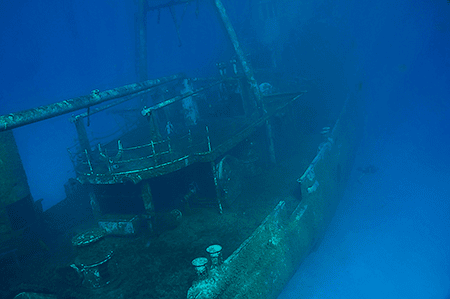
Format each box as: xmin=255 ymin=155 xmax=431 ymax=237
xmin=206 ymin=245 xmax=223 ymax=268
xmin=192 ymin=257 xmax=209 ymax=280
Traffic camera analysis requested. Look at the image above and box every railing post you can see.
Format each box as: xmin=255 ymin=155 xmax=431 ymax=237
xmin=141 ymin=181 xmax=155 ymax=216
xmin=211 ymin=161 xmax=223 ymax=214
xmin=206 ymin=126 xmax=212 ymax=152
xmin=167 ymin=137 xmax=172 ymax=160
xmin=88 ymin=186 xmax=101 ymax=220
xmin=150 ymin=140 xmax=157 ymax=165
xmin=85 ymin=149 xmax=93 ymax=174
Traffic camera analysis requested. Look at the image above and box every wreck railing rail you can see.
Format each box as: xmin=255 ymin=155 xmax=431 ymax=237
xmin=69 ymin=77 xmax=247 ymax=184
xmin=65 ymin=70 xmax=305 ymax=184
xmin=73 ymin=124 xmax=215 ymax=183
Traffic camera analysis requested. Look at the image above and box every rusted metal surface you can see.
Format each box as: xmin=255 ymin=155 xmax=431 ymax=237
xmin=0 ymin=74 xmax=183 ymax=132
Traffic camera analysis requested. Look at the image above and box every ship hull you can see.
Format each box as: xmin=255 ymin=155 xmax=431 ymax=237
xmin=187 ymin=94 xmax=363 ymax=299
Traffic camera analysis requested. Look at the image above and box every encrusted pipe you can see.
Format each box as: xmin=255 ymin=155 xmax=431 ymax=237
xmin=0 ymin=74 xmax=183 ymax=132
xmin=141 ymin=81 xmax=221 ymax=117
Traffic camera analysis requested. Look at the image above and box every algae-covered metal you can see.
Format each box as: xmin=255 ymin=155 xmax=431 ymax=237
xmin=187 ymin=94 xmax=363 ymax=299
xmin=0 ymin=74 xmax=183 ymax=132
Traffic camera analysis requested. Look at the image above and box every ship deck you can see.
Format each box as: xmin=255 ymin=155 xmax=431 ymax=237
xmin=75 ymin=92 xmax=305 ymax=184
xmin=11 ymin=138 xmax=321 ymax=299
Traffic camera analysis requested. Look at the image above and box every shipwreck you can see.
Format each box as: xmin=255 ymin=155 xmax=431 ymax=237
xmin=0 ymin=1 xmax=363 ymax=298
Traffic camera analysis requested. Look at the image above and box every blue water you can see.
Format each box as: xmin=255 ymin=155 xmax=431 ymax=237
xmin=278 ymin=0 xmax=450 ymax=296
xmin=0 ymin=0 xmax=228 ymax=210
xmin=278 ymin=113 xmax=450 ymax=298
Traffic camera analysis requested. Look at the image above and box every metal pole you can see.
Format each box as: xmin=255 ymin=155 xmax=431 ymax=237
xmin=141 ymin=181 xmax=155 ymax=216
xmin=136 ymin=0 xmax=148 ymax=82
xmin=88 ymin=187 xmax=101 ymax=219
xmin=265 ymin=120 xmax=276 ymax=164
xmin=73 ymin=116 xmax=91 ymax=154
xmin=211 ymin=161 xmax=223 ymax=214
xmin=212 ymin=0 xmax=277 ymax=164
xmin=141 ymin=81 xmax=221 ymax=116
xmin=212 ymin=0 xmax=264 ymax=114
xmin=0 ymin=74 xmax=183 ymax=132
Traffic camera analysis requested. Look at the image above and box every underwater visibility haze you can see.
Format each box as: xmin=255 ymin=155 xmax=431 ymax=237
xmin=0 ymin=0 xmax=449 ymax=298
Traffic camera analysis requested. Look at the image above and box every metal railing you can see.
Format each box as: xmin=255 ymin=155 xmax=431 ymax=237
xmin=74 ymin=125 xmax=215 ymax=181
